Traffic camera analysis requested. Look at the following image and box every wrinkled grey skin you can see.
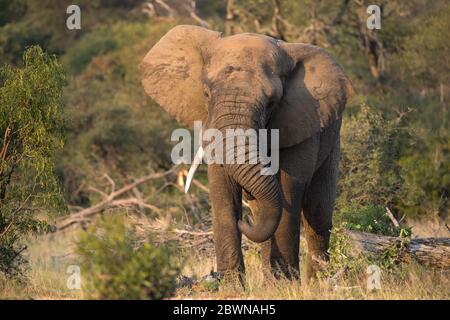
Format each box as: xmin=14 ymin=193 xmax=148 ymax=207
xmin=140 ymin=25 xmax=352 ymax=283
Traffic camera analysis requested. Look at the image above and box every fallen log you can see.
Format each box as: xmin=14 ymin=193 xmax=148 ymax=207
xmin=345 ymin=230 xmax=450 ymax=269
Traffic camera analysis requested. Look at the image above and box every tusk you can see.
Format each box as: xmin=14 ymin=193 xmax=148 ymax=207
xmin=185 ymin=146 xmax=204 ymax=193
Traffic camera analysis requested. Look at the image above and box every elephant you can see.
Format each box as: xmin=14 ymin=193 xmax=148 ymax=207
xmin=139 ymin=25 xmax=352 ymax=283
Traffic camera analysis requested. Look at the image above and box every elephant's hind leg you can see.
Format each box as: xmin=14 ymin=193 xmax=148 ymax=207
xmin=302 ymin=142 xmax=340 ymax=280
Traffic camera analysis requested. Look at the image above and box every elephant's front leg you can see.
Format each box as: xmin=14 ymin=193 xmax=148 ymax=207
xmin=208 ymin=164 xmax=245 ymax=284
xmin=261 ymin=170 xmax=305 ymax=280
xmin=259 ymin=140 xmax=317 ymax=280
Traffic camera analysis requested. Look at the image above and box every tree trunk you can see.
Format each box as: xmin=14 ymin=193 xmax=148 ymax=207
xmin=345 ymin=230 xmax=450 ymax=269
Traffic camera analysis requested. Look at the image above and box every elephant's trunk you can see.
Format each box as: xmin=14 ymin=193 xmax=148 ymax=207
xmin=229 ymin=161 xmax=282 ymax=243
xmin=210 ymin=101 xmax=282 ymax=243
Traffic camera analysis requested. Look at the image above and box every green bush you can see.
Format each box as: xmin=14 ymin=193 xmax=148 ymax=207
xmin=77 ymin=215 xmax=181 ymax=299
xmin=0 ymin=46 xmax=65 ymax=277
xmin=338 ymin=104 xmax=410 ymax=213
xmin=399 ymin=4 xmax=450 ymax=86
xmin=336 ymin=204 xmax=402 ymax=237
xmin=399 ymin=129 xmax=449 ymax=218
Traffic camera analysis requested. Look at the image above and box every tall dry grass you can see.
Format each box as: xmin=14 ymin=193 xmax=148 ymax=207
xmin=176 ymin=248 xmax=450 ymax=300
xmin=0 ymin=230 xmax=82 ymax=299
xmin=1 ymin=219 xmax=449 ymax=300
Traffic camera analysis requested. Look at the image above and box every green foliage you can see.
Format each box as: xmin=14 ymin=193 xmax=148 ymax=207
xmin=0 ymin=0 xmax=27 ymax=27
xmin=58 ymin=22 xmax=178 ymax=208
xmin=378 ymin=230 xmax=411 ymax=270
xmin=63 ymin=22 xmax=150 ymax=74
xmin=0 ymin=46 xmax=65 ymax=277
xmin=399 ymin=128 xmax=450 ymax=218
xmin=77 ymin=215 xmax=181 ymax=299
xmin=338 ymin=104 xmax=410 ymax=210
xmin=319 ymin=225 xmax=370 ymax=280
xmin=337 ymin=204 xmax=404 ymax=237
xmin=323 ymin=222 xmax=412 ymax=279
xmin=337 ymin=101 xmax=447 ymax=219
xmin=0 ymin=23 xmax=51 ymax=65
xmin=99 ymin=0 xmax=145 ymax=8
xmin=63 ymin=33 xmax=117 ymax=75
xmin=400 ymin=4 xmax=450 ymax=86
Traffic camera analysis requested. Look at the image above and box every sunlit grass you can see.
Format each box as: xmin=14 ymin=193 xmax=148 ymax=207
xmin=1 ymin=220 xmax=448 ymax=300
xmin=176 ymin=248 xmax=450 ymax=300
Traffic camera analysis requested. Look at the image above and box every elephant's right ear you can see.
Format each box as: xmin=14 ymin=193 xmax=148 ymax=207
xmin=139 ymin=25 xmax=221 ymax=127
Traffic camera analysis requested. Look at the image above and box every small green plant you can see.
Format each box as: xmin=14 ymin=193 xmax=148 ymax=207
xmin=378 ymin=229 xmax=411 ymax=270
xmin=77 ymin=215 xmax=181 ymax=300
xmin=319 ymin=225 xmax=369 ymax=280
xmin=323 ymin=205 xmax=413 ymax=278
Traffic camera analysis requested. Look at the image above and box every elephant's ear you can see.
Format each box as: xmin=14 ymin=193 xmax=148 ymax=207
xmin=139 ymin=25 xmax=221 ymax=127
xmin=269 ymin=42 xmax=353 ymax=148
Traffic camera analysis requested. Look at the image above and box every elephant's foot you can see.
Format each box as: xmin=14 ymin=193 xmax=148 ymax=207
xmin=261 ymin=241 xmax=300 ymax=281
xmin=262 ymin=261 xmax=300 ymax=281
xmin=217 ymin=268 xmax=246 ymax=289
xmin=305 ymin=251 xmax=329 ymax=282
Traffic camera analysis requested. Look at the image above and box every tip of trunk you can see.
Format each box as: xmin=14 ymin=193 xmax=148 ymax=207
xmin=237 ymin=198 xmax=282 ymax=243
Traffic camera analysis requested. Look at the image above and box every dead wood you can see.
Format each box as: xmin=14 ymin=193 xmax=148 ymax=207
xmin=345 ymin=230 xmax=450 ymax=269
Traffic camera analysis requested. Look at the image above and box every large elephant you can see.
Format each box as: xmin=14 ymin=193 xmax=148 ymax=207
xmin=140 ymin=25 xmax=352 ymax=283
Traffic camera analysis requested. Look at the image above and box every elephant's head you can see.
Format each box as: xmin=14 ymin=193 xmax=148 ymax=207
xmin=140 ymin=25 xmax=352 ymax=243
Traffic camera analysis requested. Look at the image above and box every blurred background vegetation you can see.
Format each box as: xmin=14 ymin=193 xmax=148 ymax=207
xmin=0 ymin=0 xmax=449 ymax=298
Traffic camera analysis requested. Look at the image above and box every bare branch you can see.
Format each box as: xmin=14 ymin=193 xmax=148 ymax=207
xmin=183 ymin=2 xmax=210 ymax=28
xmin=87 ymin=186 xmax=108 ymax=200
xmin=171 ymin=228 xmax=213 ymax=236
xmin=56 ymin=166 xmax=178 ymax=230
xmin=153 ymin=0 xmax=175 ymax=18
xmin=346 ymin=230 xmax=450 ymax=269
xmin=385 ymin=207 xmax=400 ymax=228
xmin=103 ymin=173 xmax=115 ymax=193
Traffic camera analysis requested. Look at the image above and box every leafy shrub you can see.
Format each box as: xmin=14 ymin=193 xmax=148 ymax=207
xmin=337 ymin=204 xmax=402 ymax=237
xmin=77 ymin=215 xmax=181 ymax=299
xmin=319 ymin=225 xmax=368 ymax=279
xmin=322 ymin=222 xmax=411 ymax=280
xmin=399 ymin=5 xmax=450 ymax=86
xmin=338 ymin=104 xmax=411 ymax=216
xmin=0 ymin=46 xmax=65 ymax=277
xmin=399 ymin=129 xmax=449 ymax=218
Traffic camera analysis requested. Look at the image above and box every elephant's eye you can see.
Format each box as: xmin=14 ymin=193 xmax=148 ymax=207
xmin=203 ymin=88 xmax=210 ymax=99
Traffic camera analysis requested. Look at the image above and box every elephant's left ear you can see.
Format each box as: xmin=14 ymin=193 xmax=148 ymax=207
xmin=269 ymin=42 xmax=353 ymax=148
xmin=139 ymin=25 xmax=221 ymax=128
